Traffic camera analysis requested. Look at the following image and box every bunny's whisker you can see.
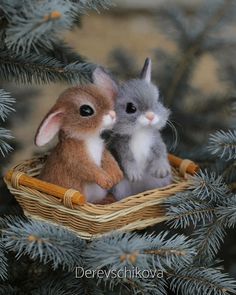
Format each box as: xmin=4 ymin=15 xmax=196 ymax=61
xmin=166 ymin=119 xmax=178 ymax=151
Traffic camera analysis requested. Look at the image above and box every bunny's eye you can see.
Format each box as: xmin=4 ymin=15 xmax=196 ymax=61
xmin=126 ymin=102 xmax=137 ymax=114
xmin=80 ymin=105 xmax=94 ymax=117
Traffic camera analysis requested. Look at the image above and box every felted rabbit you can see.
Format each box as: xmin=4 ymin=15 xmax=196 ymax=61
xmin=108 ymin=58 xmax=172 ymax=200
xmin=35 ymin=68 xmax=123 ymax=203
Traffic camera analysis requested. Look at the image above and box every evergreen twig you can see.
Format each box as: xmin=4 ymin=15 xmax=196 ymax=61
xmin=0 ymin=49 xmax=94 ymax=85
xmin=192 ymin=220 xmax=226 ymax=264
xmin=3 ymin=218 xmax=86 ymax=271
xmin=0 ymin=240 xmax=7 ymax=280
xmin=208 ymin=130 xmax=236 ymax=161
xmin=168 ymin=267 xmax=236 ymax=295
xmin=0 ymin=127 xmax=13 ymax=157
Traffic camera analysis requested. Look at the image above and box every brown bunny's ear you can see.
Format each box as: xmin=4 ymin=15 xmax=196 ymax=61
xmin=92 ymin=67 xmax=118 ymax=100
xmin=35 ymin=108 xmax=64 ymax=147
xmin=140 ymin=57 xmax=152 ymax=83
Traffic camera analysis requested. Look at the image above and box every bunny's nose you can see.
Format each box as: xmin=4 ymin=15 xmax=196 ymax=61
xmin=145 ymin=111 xmax=155 ymax=121
xmin=109 ymin=110 xmax=116 ymax=119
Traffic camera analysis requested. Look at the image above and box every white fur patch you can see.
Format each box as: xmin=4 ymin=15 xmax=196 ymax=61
xmin=86 ymin=135 xmax=104 ymax=166
xmin=85 ymin=183 xmax=107 ymax=203
xmin=84 ymin=135 xmax=107 ymax=203
xmin=129 ymin=128 xmax=154 ymax=171
xmin=102 ymin=114 xmax=116 ymax=129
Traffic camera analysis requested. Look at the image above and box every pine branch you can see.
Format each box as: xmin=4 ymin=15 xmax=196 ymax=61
xmin=0 ymin=127 xmax=13 ymax=157
xmin=165 ymin=171 xmax=233 ymax=229
xmin=163 ymin=191 xmax=198 ymax=206
xmin=1 ymin=0 xmax=113 ymax=53
xmin=85 ymin=231 xmax=195 ymax=271
xmin=0 ymin=240 xmax=7 ymax=281
xmin=168 ymin=267 xmax=236 ymax=295
xmin=0 ymin=89 xmax=15 ymax=157
xmin=4 ymin=0 xmax=78 ymax=53
xmin=216 ymin=194 xmax=236 ymax=227
xmin=2 ymin=218 xmax=86 ymax=271
xmin=192 ymin=220 xmax=226 ymax=265
xmin=84 ymin=231 xmax=195 ymax=292
xmin=0 ymin=216 xmax=9 ymax=229
xmin=165 ymin=193 xmax=215 ymax=228
xmin=0 ymin=89 xmax=15 ymax=122
xmin=190 ymin=170 xmax=230 ymax=202
xmin=218 ymin=205 xmax=236 ymax=227
xmin=0 ymin=49 xmax=94 ymax=85
xmin=208 ymin=130 xmax=236 ymax=161
xmin=37 ymin=41 xmax=86 ymax=64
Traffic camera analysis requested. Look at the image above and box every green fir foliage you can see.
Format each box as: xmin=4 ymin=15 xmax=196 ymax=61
xmin=1 ymin=0 xmax=112 ymax=53
xmin=0 ymin=49 xmax=94 ymax=85
xmin=0 ymin=89 xmax=14 ymax=156
xmin=168 ymin=267 xmax=236 ymax=295
xmin=3 ymin=218 xmax=86 ymax=271
xmin=208 ymin=130 xmax=236 ymax=161
xmin=0 ymin=240 xmax=7 ymax=281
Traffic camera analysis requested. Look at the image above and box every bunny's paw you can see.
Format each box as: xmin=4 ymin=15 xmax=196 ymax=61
xmin=126 ymin=166 xmax=143 ymax=182
xmin=111 ymin=168 xmax=124 ymax=185
xmin=96 ymin=173 xmax=113 ymax=189
xmin=150 ymin=160 xmax=171 ymax=178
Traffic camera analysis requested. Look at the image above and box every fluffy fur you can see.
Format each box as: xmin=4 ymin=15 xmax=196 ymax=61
xmin=108 ymin=58 xmax=172 ymax=200
xmin=35 ymin=68 xmax=123 ymax=203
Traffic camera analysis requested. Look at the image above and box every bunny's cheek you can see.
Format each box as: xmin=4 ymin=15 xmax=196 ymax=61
xmin=137 ymin=115 xmax=150 ymax=127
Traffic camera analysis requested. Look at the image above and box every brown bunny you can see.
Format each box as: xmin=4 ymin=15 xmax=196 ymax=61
xmin=35 ymin=68 xmax=123 ymax=203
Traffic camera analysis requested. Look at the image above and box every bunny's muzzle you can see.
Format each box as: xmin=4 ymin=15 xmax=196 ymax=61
xmin=102 ymin=110 xmax=116 ymax=128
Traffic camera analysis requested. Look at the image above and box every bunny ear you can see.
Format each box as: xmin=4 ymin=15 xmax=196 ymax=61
xmin=35 ymin=108 xmax=64 ymax=147
xmin=140 ymin=57 xmax=152 ymax=83
xmin=92 ymin=67 xmax=118 ymax=100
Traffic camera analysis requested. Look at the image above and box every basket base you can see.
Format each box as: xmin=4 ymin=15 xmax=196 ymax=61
xmin=23 ymin=210 xmax=169 ymax=240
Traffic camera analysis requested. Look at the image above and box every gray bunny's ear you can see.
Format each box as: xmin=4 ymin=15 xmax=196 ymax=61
xmin=140 ymin=57 xmax=152 ymax=83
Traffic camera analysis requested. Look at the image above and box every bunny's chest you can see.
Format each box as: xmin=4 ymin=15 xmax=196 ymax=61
xmin=129 ymin=129 xmax=154 ymax=168
xmin=86 ymin=136 xmax=104 ymax=166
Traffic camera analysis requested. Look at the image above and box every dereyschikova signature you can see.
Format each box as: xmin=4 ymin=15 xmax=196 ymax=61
xmin=75 ymin=267 xmax=164 ymax=279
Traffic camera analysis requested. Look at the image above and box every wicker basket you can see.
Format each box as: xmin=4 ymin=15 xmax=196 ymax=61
xmin=4 ymin=154 xmax=198 ymax=240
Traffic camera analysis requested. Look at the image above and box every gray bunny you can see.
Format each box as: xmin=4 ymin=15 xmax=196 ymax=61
xmin=108 ymin=58 xmax=172 ymax=200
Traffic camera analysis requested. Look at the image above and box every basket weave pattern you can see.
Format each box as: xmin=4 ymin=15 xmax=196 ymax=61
xmin=4 ymin=155 xmax=194 ymax=239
